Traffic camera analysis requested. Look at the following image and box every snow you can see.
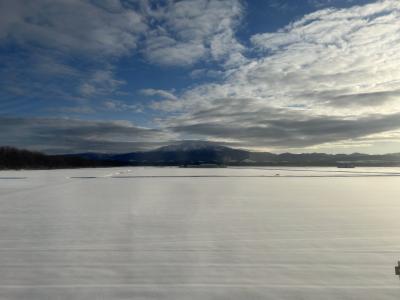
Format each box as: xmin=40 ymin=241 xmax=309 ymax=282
xmin=0 ymin=167 xmax=400 ymax=299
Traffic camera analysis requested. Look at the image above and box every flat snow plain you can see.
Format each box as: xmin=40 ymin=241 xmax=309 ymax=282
xmin=0 ymin=167 xmax=400 ymax=299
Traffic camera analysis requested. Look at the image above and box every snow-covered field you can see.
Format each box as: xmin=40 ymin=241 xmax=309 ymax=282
xmin=0 ymin=167 xmax=400 ymax=299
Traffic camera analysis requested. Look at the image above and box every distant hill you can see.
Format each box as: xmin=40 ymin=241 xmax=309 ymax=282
xmin=109 ymin=141 xmax=249 ymax=165
xmin=2 ymin=142 xmax=400 ymax=169
xmin=67 ymin=141 xmax=400 ymax=167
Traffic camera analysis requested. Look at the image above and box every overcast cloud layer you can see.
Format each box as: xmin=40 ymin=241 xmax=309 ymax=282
xmin=1 ymin=0 xmax=400 ymax=153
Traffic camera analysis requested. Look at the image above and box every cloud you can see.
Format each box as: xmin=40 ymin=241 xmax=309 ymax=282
xmin=0 ymin=0 xmax=146 ymax=57
xmin=0 ymin=49 xmax=83 ymax=102
xmin=0 ymin=0 xmax=245 ymax=113
xmin=141 ymin=0 xmax=244 ymax=66
xmin=244 ymin=0 xmax=400 ymax=114
xmin=140 ymin=88 xmax=177 ymax=100
xmin=0 ymin=1 xmax=145 ymax=106
xmin=266 ymin=0 xmax=300 ymax=11
xmin=103 ymin=100 xmax=143 ymax=112
xmin=168 ymin=98 xmax=400 ymax=149
xmin=302 ymin=90 xmax=400 ymax=107
xmin=144 ymin=38 xmax=207 ymax=66
xmin=140 ymin=89 xmax=182 ymax=112
xmin=150 ymin=0 xmax=400 ymax=150
xmin=79 ymin=69 xmax=125 ymax=97
xmin=150 ymin=99 xmax=183 ymax=112
xmin=189 ymin=68 xmax=225 ymax=79
xmin=2 ymin=0 xmax=400 ymax=153
xmin=0 ymin=0 xmax=244 ymax=66
xmin=0 ymin=116 xmax=175 ymax=154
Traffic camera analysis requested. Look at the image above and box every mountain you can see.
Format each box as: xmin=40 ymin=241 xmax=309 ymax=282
xmin=157 ymin=140 xmax=231 ymax=152
xmin=67 ymin=141 xmax=400 ymax=167
xmin=110 ymin=141 xmax=249 ymax=165
xmin=2 ymin=142 xmax=400 ymax=169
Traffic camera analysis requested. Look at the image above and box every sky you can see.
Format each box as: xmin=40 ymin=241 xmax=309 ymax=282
xmin=1 ymin=0 xmax=400 ymax=154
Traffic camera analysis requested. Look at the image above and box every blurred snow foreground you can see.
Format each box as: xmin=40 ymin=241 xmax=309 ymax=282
xmin=0 ymin=167 xmax=400 ymax=300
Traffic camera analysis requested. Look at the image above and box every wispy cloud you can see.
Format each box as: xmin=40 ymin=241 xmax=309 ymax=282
xmin=140 ymin=89 xmax=177 ymax=100
xmin=103 ymin=100 xmax=144 ymax=112
xmin=141 ymin=0 xmax=245 ymax=66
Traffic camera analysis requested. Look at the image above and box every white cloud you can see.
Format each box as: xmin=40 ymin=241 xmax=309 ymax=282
xmin=79 ymin=69 xmax=125 ymax=97
xmin=189 ymin=68 xmax=225 ymax=79
xmin=103 ymin=100 xmax=143 ymax=112
xmin=141 ymin=0 xmax=244 ymax=66
xmin=144 ymin=40 xmax=206 ymax=66
xmin=140 ymin=88 xmax=177 ymax=100
xmin=150 ymin=99 xmax=183 ymax=112
xmin=152 ymin=0 xmax=400 ymax=150
xmin=246 ymin=0 xmax=400 ymax=115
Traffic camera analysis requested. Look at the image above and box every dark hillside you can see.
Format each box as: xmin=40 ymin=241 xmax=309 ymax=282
xmin=0 ymin=147 xmax=121 ymax=169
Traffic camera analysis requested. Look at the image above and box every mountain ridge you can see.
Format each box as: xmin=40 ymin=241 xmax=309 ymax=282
xmin=66 ymin=141 xmax=400 ymax=167
xmin=2 ymin=142 xmax=400 ymax=169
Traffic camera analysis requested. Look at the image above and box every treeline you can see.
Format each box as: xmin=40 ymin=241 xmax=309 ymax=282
xmin=0 ymin=146 xmax=121 ymax=170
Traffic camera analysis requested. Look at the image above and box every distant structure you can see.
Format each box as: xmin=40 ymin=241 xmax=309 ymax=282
xmin=336 ymin=161 xmax=355 ymax=168
xmin=396 ymin=261 xmax=400 ymax=278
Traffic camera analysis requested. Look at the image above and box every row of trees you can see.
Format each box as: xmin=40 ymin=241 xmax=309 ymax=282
xmin=0 ymin=146 xmax=119 ymax=169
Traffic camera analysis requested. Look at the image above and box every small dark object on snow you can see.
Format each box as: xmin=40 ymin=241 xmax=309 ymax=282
xmin=395 ymin=261 xmax=400 ymax=277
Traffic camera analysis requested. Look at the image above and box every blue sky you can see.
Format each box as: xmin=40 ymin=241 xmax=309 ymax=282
xmin=1 ymin=0 xmax=400 ymax=154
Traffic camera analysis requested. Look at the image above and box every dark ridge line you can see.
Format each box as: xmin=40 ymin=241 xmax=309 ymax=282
xmin=0 ymin=177 xmax=27 ymax=179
